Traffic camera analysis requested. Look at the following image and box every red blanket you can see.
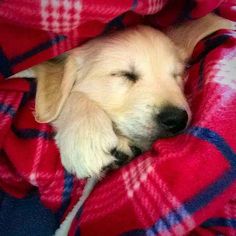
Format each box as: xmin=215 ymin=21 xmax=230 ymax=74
xmin=0 ymin=0 xmax=236 ymax=235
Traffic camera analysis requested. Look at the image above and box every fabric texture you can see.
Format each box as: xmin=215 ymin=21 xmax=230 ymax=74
xmin=0 ymin=0 xmax=236 ymax=235
xmin=0 ymin=190 xmax=58 ymax=236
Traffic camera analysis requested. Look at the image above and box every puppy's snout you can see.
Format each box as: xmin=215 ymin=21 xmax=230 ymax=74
xmin=157 ymin=106 xmax=188 ymax=134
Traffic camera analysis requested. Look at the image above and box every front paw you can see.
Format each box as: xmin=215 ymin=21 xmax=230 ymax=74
xmin=56 ymin=129 xmax=141 ymax=178
xmin=61 ymin=148 xmax=116 ymax=179
xmin=53 ymin=92 xmax=121 ymax=179
xmin=55 ymin=126 xmax=118 ymax=178
xmin=105 ymin=145 xmax=142 ymax=171
xmin=104 ymin=136 xmax=142 ymax=171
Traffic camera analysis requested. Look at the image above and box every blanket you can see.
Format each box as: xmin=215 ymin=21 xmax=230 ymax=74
xmin=0 ymin=0 xmax=236 ymax=235
xmin=0 ymin=190 xmax=58 ymax=235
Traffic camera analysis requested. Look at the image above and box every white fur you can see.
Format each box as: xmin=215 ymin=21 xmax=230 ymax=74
xmin=55 ymin=178 xmax=98 ymax=236
xmin=53 ymin=92 xmax=118 ymax=178
xmin=9 ymin=69 xmax=35 ymax=78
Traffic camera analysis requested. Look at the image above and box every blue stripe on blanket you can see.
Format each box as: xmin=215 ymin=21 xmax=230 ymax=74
xmin=103 ymin=15 xmax=125 ymax=34
xmin=122 ymin=126 xmax=236 ymax=235
xmin=189 ymin=127 xmax=236 ymax=167
xmin=0 ymin=103 xmax=16 ymax=117
xmin=131 ymin=0 xmax=138 ymax=10
xmin=10 ymin=35 xmax=66 ymax=66
xmin=196 ymin=34 xmax=231 ymax=89
xmin=190 ymin=34 xmax=230 ymax=66
xmin=11 ymin=125 xmax=55 ymax=140
xmin=0 ymin=47 xmax=13 ymax=77
xmin=74 ymin=207 xmax=84 ymax=236
xmin=19 ymin=78 xmax=37 ymax=107
xmin=202 ymin=217 xmax=236 ymax=228
xmin=0 ymin=35 xmax=66 ymax=78
xmin=55 ymin=171 xmax=74 ymax=222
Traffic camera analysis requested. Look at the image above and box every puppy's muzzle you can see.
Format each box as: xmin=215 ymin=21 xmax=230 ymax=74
xmin=157 ymin=106 xmax=189 ymax=135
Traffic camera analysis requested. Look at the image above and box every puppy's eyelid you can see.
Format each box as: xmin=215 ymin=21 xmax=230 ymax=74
xmin=122 ymin=71 xmax=139 ymax=82
xmin=111 ymin=71 xmax=139 ymax=83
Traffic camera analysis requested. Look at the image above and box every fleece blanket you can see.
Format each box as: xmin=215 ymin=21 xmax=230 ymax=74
xmin=0 ymin=0 xmax=236 ymax=235
xmin=0 ymin=190 xmax=58 ymax=235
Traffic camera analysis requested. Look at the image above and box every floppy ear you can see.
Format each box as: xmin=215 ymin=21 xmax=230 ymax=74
xmin=166 ymin=13 xmax=233 ymax=60
xmin=34 ymin=54 xmax=78 ymax=123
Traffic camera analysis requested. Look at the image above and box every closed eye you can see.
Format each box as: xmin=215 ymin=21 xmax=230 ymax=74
xmin=111 ymin=70 xmax=139 ymax=82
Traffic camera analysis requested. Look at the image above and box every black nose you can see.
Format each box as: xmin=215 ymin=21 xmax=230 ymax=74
xmin=157 ymin=106 xmax=188 ymax=134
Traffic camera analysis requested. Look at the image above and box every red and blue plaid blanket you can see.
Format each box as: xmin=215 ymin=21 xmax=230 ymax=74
xmin=0 ymin=0 xmax=236 ymax=235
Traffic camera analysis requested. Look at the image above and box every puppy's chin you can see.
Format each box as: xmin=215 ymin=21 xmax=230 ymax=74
xmin=132 ymin=134 xmax=160 ymax=151
xmin=114 ymin=131 xmax=157 ymax=151
xmin=132 ymin=139 xmax=153 ymax=151
xmin=125 ymin=129 xmax=185 ymax=151
xmin=112 ymin=122 xmax=160 ymax=151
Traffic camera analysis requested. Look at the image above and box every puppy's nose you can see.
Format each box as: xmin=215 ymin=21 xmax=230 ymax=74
xmin=157 ymin=106 xmax=188 ymax=134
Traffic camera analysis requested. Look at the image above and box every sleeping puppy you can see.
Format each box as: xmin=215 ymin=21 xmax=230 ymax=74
xmin=14 ymin=14 xmax=232 ymax=179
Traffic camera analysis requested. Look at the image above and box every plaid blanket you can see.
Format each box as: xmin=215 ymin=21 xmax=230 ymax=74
xmin=0 ymin=0 xmax=236 ymax=235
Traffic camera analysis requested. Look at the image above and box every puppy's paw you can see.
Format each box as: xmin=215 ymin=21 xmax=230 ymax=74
xmin=105 ymin=137 xmax=142 ymax=171
xmin=53 ymin=93 xmax=120 ymax=179
xmin=55 ymin=121 xmax=118 ymax=179
xmin=61 ymin=146 xmax=116 ymax=179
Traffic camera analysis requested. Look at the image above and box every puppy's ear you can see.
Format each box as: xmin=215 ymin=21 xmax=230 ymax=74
xmin=34 ymin=54 xmax=78 ymax=123
xmin=166 ymin=13 xmax=233 ymax=60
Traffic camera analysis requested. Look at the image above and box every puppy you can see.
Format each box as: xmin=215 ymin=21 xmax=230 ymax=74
xmin=13 ymin=14 xmax=232 ymax=179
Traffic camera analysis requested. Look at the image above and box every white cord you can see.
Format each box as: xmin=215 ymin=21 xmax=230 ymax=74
xmin=55 ymin=177 xmax=98 ymax=236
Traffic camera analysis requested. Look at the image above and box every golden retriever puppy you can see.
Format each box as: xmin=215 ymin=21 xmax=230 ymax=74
xmin=13 ymin=14 xmax=232 ymax=179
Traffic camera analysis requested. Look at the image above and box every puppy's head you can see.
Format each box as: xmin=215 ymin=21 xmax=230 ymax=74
xmin=34 ymin=14 xmax=232 ymax=150
xmin=69 ymin=26 xmax=189 ymax=150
